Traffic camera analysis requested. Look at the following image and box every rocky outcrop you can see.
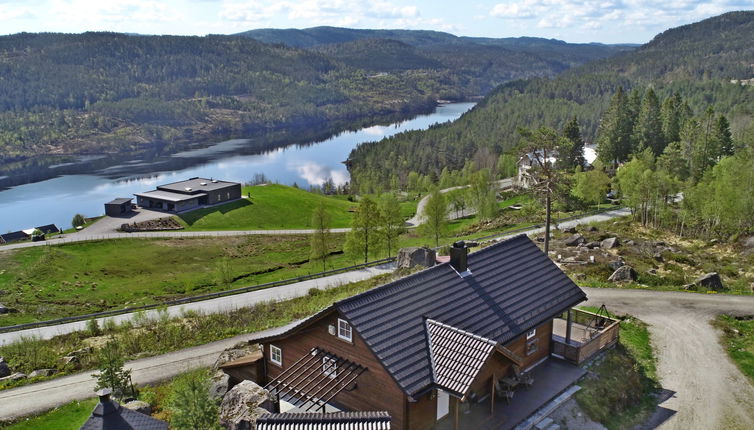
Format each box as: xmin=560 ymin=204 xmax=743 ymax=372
xmin=607 ymin=260 xmax=625 ymax=271
xmin=219 ymin=380 xmax=273 ymax=430
xmin=210 ymin=370 xmax=231 ymax=399
xmin=601 ymin=237 xmax=619 ymax=249
xmin=560 ymin=226 xmax=577 ymax=234
xmin=121 ymin=217 xmax=183 ymax=232
xmin=608 ymin=265 xmax=637 ymax=283
xmin=694 ymin=272 xmax=725 ymax=291
xmin=123 ymin=400 xmax=152 ymax=415
xmin=0 ymin=372 xmax=26 ymax=382
xmin=397 ymin=247 xmax=436 ymax=269
xmin=28 ymin=369 xmax=56 ymax=378
xmin=0 ymin=358 xmax=10 ymax=378
xmin=564 ymin=234 xmax=585 ymax=247
xmin=213 ymin=342 xmax=260 ymax=371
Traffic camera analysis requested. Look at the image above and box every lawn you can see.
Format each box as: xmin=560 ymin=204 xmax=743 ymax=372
xmin=177 ymin=184 xmax=356 ymax=230
xmin=0 ymin=233 xmax=351 ymax=326
xmin=0 ymin=398 xmax=96 ymax=430
xmin=715 ymin=315 xmax=754 ymax=384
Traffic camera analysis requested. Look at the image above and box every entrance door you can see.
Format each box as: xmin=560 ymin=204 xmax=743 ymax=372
xmin=436 ymin=390 xmax=449 ymax=420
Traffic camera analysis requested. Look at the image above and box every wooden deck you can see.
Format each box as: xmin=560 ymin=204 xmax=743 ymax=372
xmin=432 ymin=358 xmax=586 ymax=430
xmin=551 ymin=309 xmax=620 ymax=364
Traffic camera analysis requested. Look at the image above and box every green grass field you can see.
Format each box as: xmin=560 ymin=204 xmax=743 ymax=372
xmin=715 ymin=315 xmax=754 ymax=384
xmin=0 ymin=233 xmax=351 ymax=326
xmin=0 ymin=398 xmax=96 ymax=430
xmin=177 ymin=184 xmax=356 ymax=230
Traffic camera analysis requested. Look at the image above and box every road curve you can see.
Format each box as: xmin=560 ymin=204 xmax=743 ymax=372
xmin=583 ymin=288 xmax=754 ymax=430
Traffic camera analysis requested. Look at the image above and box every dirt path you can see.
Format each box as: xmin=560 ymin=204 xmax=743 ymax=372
xmin=583 ymin=288 xmax=754 ymax=430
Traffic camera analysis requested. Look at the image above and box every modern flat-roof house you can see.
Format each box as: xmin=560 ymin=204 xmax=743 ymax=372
xmin=134 ymin=177 xmax=241 ymax=212
xmin=104 ymin=198 xmax=133 ymax=217
xmin=245 ymin=236 xmax=619 ymax=430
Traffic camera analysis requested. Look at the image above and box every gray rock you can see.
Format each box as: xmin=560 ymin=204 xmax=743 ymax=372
xmin=213 ymin=343 xmax=260 ymax=371
xmin=647 ymin=268 xmax=658 ymax=275
xmin=694 ymin=272 xmax=725 ymax=291
xmin=585 ymin=241 xmax=601 ymax=249
xmin=585 ymin=226 xmax=599 ymax=232
xmin=607 ymin=260 xmax=625 ymax=271
xmin=601 ymin=237 xmax=619 ymax=249
xmin=624 ymin=239 xmax=636 ymax=246
xmin=219 ymin=380 xmax=273 ymax=430
xmin=742 ymin=236 xmax=754 ymax=249
xmin=61 ymin=355 xmax=79 ymax=366
xmin=564 ymin=234 xmax=585 ymax=247
xmin=397 ymin=247 xmax=436 ymax=269
xmin=608 ymin=265 xmax=637 ymax=282
xmin=683 ymin=283 xmax=696 ymax=290
xmin=560 ymin=226 xmax=578 ymax=234
xmin=652 ymin=240 xmax=667 ymax=247
xmin=0 ymin=372 xmax=26 ymax=382
xmin=123 ymin=400 xmax=152 ymax=415
xmin=0 ymin=358 xmax=10 ymax=378
xmin=653 ymin=253 xmax=664 ymax=262
xmin=0 ymin=304 xmax=9 ymax=314
xmin=28 ymin=369 xmax=56 ymax=378
xmin=210 ymin=370 xmax=231 ymax=399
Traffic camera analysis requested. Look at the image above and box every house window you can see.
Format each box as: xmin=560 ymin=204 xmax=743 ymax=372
xmin=323 ymin=357 xmax=338 ymax=378
xmin=270 ymin=345 xmax=282 ymax=366
xmin=526 ymin=339 xmax=539 ymax=356
xmin=526 ymin=328 xmax=536 ymax=340
xmin=337 ymin=318 xmax=352 ymax=342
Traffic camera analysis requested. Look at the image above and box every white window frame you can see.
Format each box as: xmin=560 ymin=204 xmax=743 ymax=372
xmin=322 ymin=357 xmax=338 ymax=379
xmin=337 ymin=318 xmax=352 ymax=342
xmin=526 ymin=328 xmax=536 ymax=340
xmin=270 ymin=344 xmax=282 ymax=367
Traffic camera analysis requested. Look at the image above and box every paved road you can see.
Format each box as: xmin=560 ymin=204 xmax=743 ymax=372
xmin=0 ymin=263 xmax=394 ymax=345
xmin=0 ymin=323 xmax=300 ymax=420
xmin=583 ymin=288 xmax=754 ymax=430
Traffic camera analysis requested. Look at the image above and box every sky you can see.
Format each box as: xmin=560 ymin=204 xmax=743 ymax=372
xmin=0 ymin=0 xmax=752 ymax=44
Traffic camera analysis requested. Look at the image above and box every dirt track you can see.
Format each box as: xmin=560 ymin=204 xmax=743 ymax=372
xmin=583 ymin=288 xmax=754 ymax=430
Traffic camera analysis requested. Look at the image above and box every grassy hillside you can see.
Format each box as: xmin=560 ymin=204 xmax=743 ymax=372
xmin=347 ymin=11 xmax=754 ymax=188
xmin=178 ymin=184 xmax=356 ymax=230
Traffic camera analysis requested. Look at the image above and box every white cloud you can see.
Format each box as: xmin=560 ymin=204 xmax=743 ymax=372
xmin=50 ymin=0 xmax=180 ymax=26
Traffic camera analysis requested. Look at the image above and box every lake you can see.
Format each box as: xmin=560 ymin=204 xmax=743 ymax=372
xmin=0 ymin=102 xmax=474 ymax=232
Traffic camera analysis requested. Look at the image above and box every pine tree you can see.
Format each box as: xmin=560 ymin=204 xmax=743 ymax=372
xmin=345 ymin=196 xmax=384 ymax=263
xmin=167 ymin=372 xmax=220 ymax=430
xmin=93 ymin=341 xmax=134 ymax=401
xmin=714 ymin=115 xmax=734 ymax=158
xmin=661 ymin=93 xmax=682 ymax=144
xmin=597 ymin=87 xmax=635 ymax=165
xmin=309 ymin=203 xmax=332 ymax=272
xmin=633 ymin=89 xmax=664 ymax=156
xmin=561 ymin=117 xmax=586 ymax=170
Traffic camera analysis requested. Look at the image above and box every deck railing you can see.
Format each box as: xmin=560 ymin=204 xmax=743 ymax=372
xmin=552 ymin=308 xmax=620 ymax=365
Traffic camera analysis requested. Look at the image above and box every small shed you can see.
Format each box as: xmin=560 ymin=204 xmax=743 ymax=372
xmin=35 ymin=224 xmax=61 ymax=235
xmin=105 ymin=198 xmax=133 ymax=217
xmin=79 ymin=389 xmax=168 ymax=430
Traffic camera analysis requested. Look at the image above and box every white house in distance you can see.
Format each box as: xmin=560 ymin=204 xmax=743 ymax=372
xmin=516 ymin=144 xmax=596 ymax=188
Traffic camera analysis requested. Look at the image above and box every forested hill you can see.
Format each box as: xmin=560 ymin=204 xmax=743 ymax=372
xmin=346 ymin=11 xmax=754 ymax=191
xmin=0 ymin=29 xmax=627 ymax=165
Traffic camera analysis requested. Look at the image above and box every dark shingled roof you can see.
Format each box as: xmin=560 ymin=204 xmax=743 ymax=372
xmin=106 ymin=198 xmax=133 ymax=205
xmin=0 ymin=231 xmax=29 ymax=244
xmin=336 ymin=235 xmax=586 ymax=397
xmin=79 ymin=398 xmax=168 ymax=430
xmin=257 ymin=411 xmax=391 ymax=429
xmin=35 ymin=224 xmax=60 ymax=234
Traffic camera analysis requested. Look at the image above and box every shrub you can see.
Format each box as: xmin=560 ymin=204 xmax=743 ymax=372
xmin=166 ymin=370 xmax=220 ymax=430
xmin=72 ymin=214 xmax=86 ymax=228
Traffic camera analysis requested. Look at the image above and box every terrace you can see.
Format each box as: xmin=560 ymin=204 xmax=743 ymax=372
xmin=552 ymin=307 xmax=620 ymax=365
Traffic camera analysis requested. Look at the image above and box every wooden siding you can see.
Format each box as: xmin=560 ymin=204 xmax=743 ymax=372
xmin=505 ymin=320 xmax=553 ymax=369
xmin=263 ymin=310 xmax=407 ymax=430
xmin=407 ymin=393 xmax=436 ymax=430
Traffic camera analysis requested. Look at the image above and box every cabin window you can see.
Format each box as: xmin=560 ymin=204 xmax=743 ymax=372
xmin=526 ymin=339 xmax=539 ymax=356
xmin=270 ymin=345 xmax=282 ymax=366
xmin=338 ymin=318 xmax=352 ymax=342
xmin=323 ymin=357 xmax=338 ymax=378
xmin=526 ymin=328 xmax=536 ymax=340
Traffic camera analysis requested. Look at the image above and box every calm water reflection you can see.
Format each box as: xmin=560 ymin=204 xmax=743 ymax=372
xmin=0 ymin=103 xmax=474 ymax=232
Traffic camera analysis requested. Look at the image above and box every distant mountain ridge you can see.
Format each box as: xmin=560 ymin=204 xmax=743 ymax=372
xmin=346 ymin=11 xmax=754 ymax=190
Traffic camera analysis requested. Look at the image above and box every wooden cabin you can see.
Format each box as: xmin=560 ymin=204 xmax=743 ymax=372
xmin=251 ymin=235 xmax=589 ymax=430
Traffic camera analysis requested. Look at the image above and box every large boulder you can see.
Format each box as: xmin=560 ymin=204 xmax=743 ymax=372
xmin=0 ymin=372 xmax=26 ymax=382
xmin=601 ymin=237 xmax=619 ymax=249
xmin=210 ymin=370 xmax=231 ymax=399
xmin=695 ymin=272 xmax=725 ymax=291
xmin=213 ymin=342 xmax=260 ymax=371
xmin=0 ymin=358 xmax=10 ymax=378
xmin=28 ymin=369 xmax=56 ymax=378
xmin=219 ymin=380 xmax=273 ymax=430
xmin=564 ymin=234 xmax=585 ymax=247
xmin=123 ymin=400 xmax=152 ymax=415
xmin=397 ymin=247 xmax=436 ymax=269
xmin=560 ymin=226 xmax=578 ymax=234
xmin=607 ymin=260 xmax=625 ymax=271
xmin=608 ymin=265 xmax=637 ymax=283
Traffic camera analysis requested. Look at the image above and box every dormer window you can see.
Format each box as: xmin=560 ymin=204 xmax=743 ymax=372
xmin=338 ymin=318 xmax=352 ymax=342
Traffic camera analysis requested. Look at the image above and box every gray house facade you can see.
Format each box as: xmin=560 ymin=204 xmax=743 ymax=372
xmin=135 ymin=178 xmax=241 ymax=212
